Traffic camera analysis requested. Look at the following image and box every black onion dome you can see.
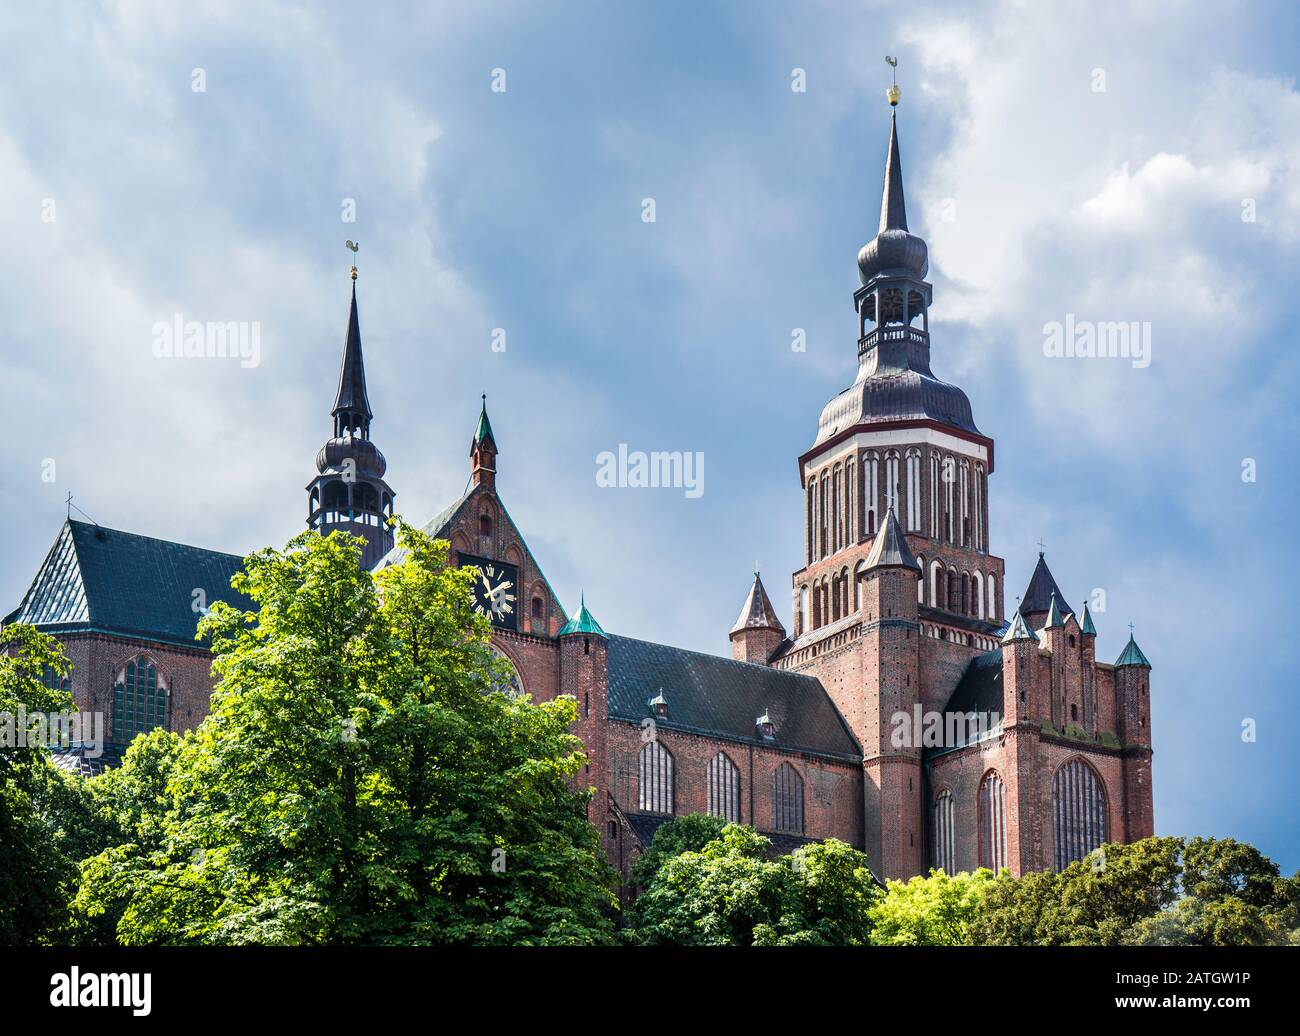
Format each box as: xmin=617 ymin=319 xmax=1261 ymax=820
xmin=857 ymin=112 xmax=928 ymax=284
xmin=316 ymin=434 xmax=387 ymax=479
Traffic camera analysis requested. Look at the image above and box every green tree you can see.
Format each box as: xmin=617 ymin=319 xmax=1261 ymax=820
xmin=74 ymin=522 xmax=618 ymax=945
xmin=868 ymin=868 xmax=995 ymax=946
xmin=630 ymin=812 xmax=728 ymax=890
xmin=0 ymin=624 xmax=78 ymax=943
xmin=630 ymin=819 xmax=879 ymax=945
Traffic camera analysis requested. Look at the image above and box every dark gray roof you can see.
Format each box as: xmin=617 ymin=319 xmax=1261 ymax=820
xmin=607 ymin=634 xmax=860 ymax=761
xmin=936 ymin=649 xmax=1005 ymax=730
xmin=1020 ymin=554 xmax=1069 ymax=619
xmin=5 ymin=520 xmax=251 ymax=648
xmin=730 ymin=572 xmax=783 ymax=634
xmin=332 ymin=283 xmax=371 ymax=418
xmin=864 ymin=507 xmax=920 ymax=570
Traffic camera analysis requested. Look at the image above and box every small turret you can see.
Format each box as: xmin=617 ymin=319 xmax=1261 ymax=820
xmin=729 ymin=571 xmax=785 ymax=664
xmin=470 ymin=394 xmax=498 ymax=491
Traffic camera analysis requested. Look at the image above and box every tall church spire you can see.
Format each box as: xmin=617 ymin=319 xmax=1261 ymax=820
xmin=331 ymin=278 xmax=373 ymax=437
xmin=306 ymin=263 xmax=397 ymax=570
xmin=879 ymin=110 xmax=909 ymax=233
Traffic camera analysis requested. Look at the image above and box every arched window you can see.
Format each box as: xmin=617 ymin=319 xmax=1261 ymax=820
xmin=906 ymin=449 xmax=922 ymax=531
xmin=979 ymin=771 xmax=1007 ymax=872
xmin=772 ymin=763 xmax=804 ymax=834
xmin=974 ymin=464 xmax=986 ymax=551
xmin=947 ymin=568 xmax=959 ymax=613
xmin=987 ymin=574 xmax=997 ymax=621
xmin=864 ymin=452 xmax=879 ymax=537
xmin=639 ymin=741 xmax=675 ymax=815
xmin=973 ymin=571 xmax=985 ymax=620
xmin=831 ymin=465 xmax=841 ymax=553
xmin=885 ymin=451 xmax=900 ymax=513
xmin=944 ymin=455 xmax=956 ymax=541
xmin=854 ymin=560 xmax=868 ymax=612
xmin=933 ymin=789 xmax=956 ymax=873
xmin=1053 ymin=759 xmax=1107 ymax=871
xmin=707 ymin=752 xmax=741 ymax=822
xmin=112 ymin=656 xmax=168 ymax=744
xmin=806 ymin=483 xmax=815 ymax=564
xmin=959 ymin=459 xmax=970 ymax=547
xmin=915 ymin=556 xmax=926 ymax=604
xmin=960 ymin=573 xmax=970 ymax=616
xmin=931 ymin=560 xmax=944 ymax=609
xmin=929 ymin=453 xmax=941 ymax=537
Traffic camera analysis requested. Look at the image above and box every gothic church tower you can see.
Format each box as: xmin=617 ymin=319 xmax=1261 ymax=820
xmin=306 ymin=269 xmax=397 ymax=568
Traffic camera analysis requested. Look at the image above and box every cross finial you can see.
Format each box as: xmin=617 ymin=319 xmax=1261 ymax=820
xmin=1128 ymin=621 xmax=1135 ymax=637
xmin=1037 ymin=538 xmax=1046 ymax=556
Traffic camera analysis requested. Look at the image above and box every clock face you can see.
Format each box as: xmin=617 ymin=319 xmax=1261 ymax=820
xmin=460 ymin=554 xmax=518 ymax=630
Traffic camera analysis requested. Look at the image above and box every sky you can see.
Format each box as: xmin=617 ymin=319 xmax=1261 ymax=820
xmin=2 ymin=0 xmax=1297 ymax=870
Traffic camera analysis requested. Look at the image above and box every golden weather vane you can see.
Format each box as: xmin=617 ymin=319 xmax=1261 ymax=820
xmin=885 ymin=55 xmax=900 ymax=106
xmin=345 ymin=239 xmax=359 ymax=280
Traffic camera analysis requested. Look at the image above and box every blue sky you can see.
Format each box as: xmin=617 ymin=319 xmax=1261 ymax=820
xmin=2 ymin=1 xmax=1297 ymax=870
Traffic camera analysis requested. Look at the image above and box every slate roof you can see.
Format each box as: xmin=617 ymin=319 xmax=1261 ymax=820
xmin=332 ymin=282 xmax=371 ymax=418
xmin=730 ymin=572 xmax=783 ymax=634
xmin=864 ymin=507 xmax=920 ymax=571
xmin=4 ymin=520 xmax=251 ymax=648
xmin=607 ymin=634 xmax=860 ymax=761
xmin=370 ymin=490 xmax=473 ymax=571
xmin=941 ymin=649 xmax=1005 ymax=720
xmin=1020 ymin=554 xmax=1069 ymax=619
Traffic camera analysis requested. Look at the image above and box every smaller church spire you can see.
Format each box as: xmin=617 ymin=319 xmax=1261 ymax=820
xmin=1080 ymin=601 xmax=1097 ymax=636
xmin=1043 ymin=592 xmax=1065 ymax=629
xmin=863 ymin=506 xmax=920 ymax=571
xmin=332 ymin=273 xmax=373 ymax=435
xmin=1115 ymin=632 xmax=1152 ymax=668
xmin=1001 ymin=609 xmax=1036 ymax=644
xmin=469 ymin=394 xmax=498 ymax=490
xmin=731 ymin=571 xmax=783 ymax=635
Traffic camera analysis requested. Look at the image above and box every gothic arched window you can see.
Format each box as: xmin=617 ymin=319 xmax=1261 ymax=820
xmin=931 ymin=560 xmax=945 ymax=610
xmin=987 ymin=574 xmax=998 ymax=621
xmin=707 ymin=752 xmax=741 ymax=822
xmin=933 ymin=789 xmax=956 ymax=874
xmin=1053 ymin=759 xmax=1107 ymax=871
xmin=973 ymin=571 xmax=985 ymax=620
xmin=885 ymin=451 xmax=900 ymax=513
xmin=112 ymin=656 xmax=168 ymax=745
xmin=639 ymin=741 xmax=675 ymax=815
xmin=772 ymin=762 xmax=804 ymax=834
xmin=906 ymin=449 xmax=922 ymax=531
xmin=915 ymin=555 xmax=926 ymax=605
xmin=979 ymin=771 xmax=1007 ymax=872
xmin=863 ymin=452 xmax=879 ymax=538
xmin=947 ymin=568 xmax=959 ymax=613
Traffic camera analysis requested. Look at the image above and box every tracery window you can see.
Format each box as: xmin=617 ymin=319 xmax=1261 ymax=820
xmin=979 ymin=771 xmax=1007 ymax=872
xmin=639 ymin=740 xmax=675 ymax=815
xmin=707 ymin=752 xmax=741 ymax=822
xmin=1053 ymin=759 xmax=1107 ymax=871
xmin=772 ymin=762 xmax=804 ymax=834
xmin=112 ymin=656 xmax=167 ymax=744
xmin=933 ymin=789 xmax=956 ymax=873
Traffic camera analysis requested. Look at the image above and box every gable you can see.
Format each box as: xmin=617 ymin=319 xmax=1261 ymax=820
xmin=373 ymin=484 xmax=568 ymax=637
xmin=5 ymin=520 xmax=251 ymax=649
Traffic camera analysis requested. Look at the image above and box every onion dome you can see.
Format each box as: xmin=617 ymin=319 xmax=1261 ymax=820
xmin=857 ymin=113 xmax=929 ymax=285
xmin=315 ymin=434 xmax=388 ymax=479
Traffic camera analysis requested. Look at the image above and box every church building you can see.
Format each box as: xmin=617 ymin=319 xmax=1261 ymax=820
xmin=6 ymin=90 xmax=1154 ymax=885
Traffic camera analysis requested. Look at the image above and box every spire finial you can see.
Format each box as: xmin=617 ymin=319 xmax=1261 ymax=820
xmin=1129 ymin=621 xmax=1135 ymax=637
xmin=885 ymin=55 xmax=900 ymax=107
xmin=1037 ymin=538 xmax=1046 ymax=557
xmin=346 ymin=239 xmax=359 ymax=280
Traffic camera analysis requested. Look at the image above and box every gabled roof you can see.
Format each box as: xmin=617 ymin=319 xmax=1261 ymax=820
xmin=5 ymin=520 xmax=251 ymax=648
xmin=332 ymin=282 xmax=371 ymax=419
xmin=607 ymin=634 xmax=861 ymax=761
xmin=1115 ymin=634 xmax=1152 ymax=668
xmin=1020 ymin=553 xmax=1069 ymax=619
xmin=730 ymin=572 xmax=783 ymax=635
xmin=863 ymin=506 xmax=920 ymax=571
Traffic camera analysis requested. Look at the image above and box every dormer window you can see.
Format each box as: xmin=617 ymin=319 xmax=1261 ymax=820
xmin=756 ymin=711 xmax=775 ymax=740
xmin=649 ymin=691 xmax=668 ymax=718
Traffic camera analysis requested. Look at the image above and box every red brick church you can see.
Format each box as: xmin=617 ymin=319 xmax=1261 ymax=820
xmin=6 ymin=95 xmax=1153 ymax=885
